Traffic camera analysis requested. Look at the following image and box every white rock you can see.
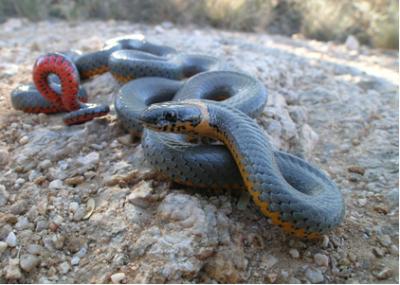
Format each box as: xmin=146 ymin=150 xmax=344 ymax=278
xmin=289 ymin=248 xmax=300 ymax=258
xmin=15 ymin=216 xmax=30 ymax=230
xmin=69 ymin=202 xmax=79 ymax=213
xmin=111 ymin=272 xmax=126 ymax=283
xmin=127 ymin=181 xmax=153 ymax=208
xmin=305 ymin=267 xmax=324 ymax=283
xmin=0 ymin=184 xmax=9 ymax=206
xmin=345 ymin=35 xmax=359 ymax=51
xmin=19 ymin=136 xmax=29 ymax=145
xmin=76 ymin=152 xmax=99 ymax=168
xmin=58 ymin=261 xmax=70 ymax=274
xmin=71 ymin=256 xmax=80 ymax=265
xmin=6 ymin=232 xmax=17 ymax=247
xmin=49 ymin=179 xmax=63 ymax=190
xmin=38 ymin=159 xmax=52 ymax=170
xmin=314 ymin=253 xmax=329 ymax=267
xmin=19 ymin=254 xmax=40 ymax=272
xmin=377 ymin=234 xmax=392 ymax=247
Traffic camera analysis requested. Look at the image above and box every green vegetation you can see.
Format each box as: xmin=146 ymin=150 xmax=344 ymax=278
xmin=0 ymin=0 xmax=398 ymax=49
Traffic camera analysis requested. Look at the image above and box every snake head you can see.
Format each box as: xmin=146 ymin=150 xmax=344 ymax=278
xmin=139 ymin=101 xmax=203 ymax=133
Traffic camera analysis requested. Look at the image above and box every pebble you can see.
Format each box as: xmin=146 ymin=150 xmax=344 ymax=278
xmin=49 ymin=179 xmax=63 ymax=190
xmin=35 ymin=219 xmax=49 ymax=232
xmin=314 ymin=253 xmax=329 ymax=267
xmin=373 ymin=268 xmax=393 ymax=280
xmin=19 ymin=135 xmax=29 ymax=145
xmin=372 ymin=247 xmax=385 ymax=258
xmin=305 ymin=267 xmax=324 ymax=283
xmin=38 ymin=159 xmax=52 ymax=170
xmin=9 ymin=200 xmax=28 ymax=215
xmin=71 ymin=255 xmax=80 ymax=265
xmin=58 ymin=261 xmax=71 ymax=274
xmin=267 ymin=272 xmax=278 ymax=283
xmin=0 ymin=241 xmax=7 ymax=254
xmin=289 ymin=248 xmax=300 ymax=259
xmin=15 ymin=216 xmax=30 ymax=230
xmin=5 ymin=258 xmax=22 ymax=280
xmin=5 ymin=231 xmax=17 ymax=247
xmin=64 ymin=176 xmax=84 ymax=186
xmin=0 ymin=184 xmax=9 ymax=206
xmin=27 ymin=244 xmax=44 ymax=255
xmin=69 ymin=201 xmax=79 ymax=212
xmin=0 ymin=148 xmax=9 ymax=167
xmin=321 ymin=235 xmax=329 ymax=248
xmin=348 ymin=165 xmax=365 ymax=175
xmin=111 ymin=272 xmax=126 ymax=284
xmin=19 ymin=254 xmax=40 ymax=272
xmin=377 ymin=234 xmax=392 ymax=247
xmin=345 ymin=35 xmax=360 ymax=51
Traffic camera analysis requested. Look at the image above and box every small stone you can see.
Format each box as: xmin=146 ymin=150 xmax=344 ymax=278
xmin=389 ymin=244 xmax=398 ymax=255
xmin=372 ymin=247 xmax=385 ymax=258
xmin=5 ymin=232 xmax=17 ymax=247
xmin=9 ymin=200 xmax=28 ymax=215
xmin=19 ymin=136 xmax=29 ymax=145
xmin=5 ymin=258 xmax=22 ymax=280
xmin=58 ymin=261 xmax=70 ymax=274
xmin=52 ymin=234 xmax=65 ymax=250
xmin=52 ymin=215 xmax=63 ymax=225
xmin=305 ymin=267 xmax=324 ymax=283
xmin=0 ymin=148 xmax=9 ymax=167
xmin=38 ymin=159 xmax=52 ymax=170
xmin=76 ymin=151 xmax=99 ymax=169
xmin=71 ymin=256 xmax=80 ymax=265
xmin=348 ymin=165 xmax=365 ymax=175
xmin=0 ymin=241 xmax=7 ymax=254
xmin=0 ymin=184 xmax=9 ymax=206
xmin=314 ymin=253 xmax=329 ymax=267
xmin=49 ymin=179 xmax=63 ymax=190
xmin=69 ymin=202 xmax=79 ymax=213
xmin=289 ymin=277 xmax=301 ymax=283
xmin=373 ymin=268 xmax=393 ymax=280
xmin=27 ymin=244 xmax=44 ymax=255
xmin=64 ymin=176 xmax=84 ymax=186
xmin=377 ymin=234 xmax=392 ymax=247
xmin=321 ymin=235 xmax=329 ymax=248
xmin=267 ymin=272 xmax=278 ymax=283
xmin=345 ymin=35 xmax=359 ymax=50
xmin=15 ymin=216 xmax=30 ymax=230
xmin=2 ymin=213 xmax=17 ymax=224
xmin=289 ymin=248 xmax=300 ymax=259
xmin=117 ymin=134 xmax=132 ymax=145
xmin=111 ymin=272 xmax=126 ymax=283
xmin=127 ymin=181 xmax=153 ymax=208
xmin=357 ymin=198 xmax=367 ymax=207
xmin=35 ymin=220 xmax=49 ymax=232
xmin=19 ymin=254 xmax=40 ymax=272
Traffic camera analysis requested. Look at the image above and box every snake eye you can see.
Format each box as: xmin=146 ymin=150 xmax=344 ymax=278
xmin=164 ymin=111 xmax=177 ymax=122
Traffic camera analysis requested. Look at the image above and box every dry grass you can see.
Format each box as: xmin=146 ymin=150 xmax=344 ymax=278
xmin=0 ymin=0 xmax=398 ymax=49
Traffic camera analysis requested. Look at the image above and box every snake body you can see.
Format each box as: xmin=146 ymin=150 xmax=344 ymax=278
xmin=139 ymin=100 xmax=345 ymax=239
xmin=10 ymin=36 xmax=345 ymax=238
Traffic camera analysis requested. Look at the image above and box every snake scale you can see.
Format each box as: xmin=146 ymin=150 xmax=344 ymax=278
xmin=10 ymin=35 xmax=345 ymax=239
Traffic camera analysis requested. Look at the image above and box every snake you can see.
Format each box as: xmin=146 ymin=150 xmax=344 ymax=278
xmin=10 ymin=36 xmax=345 ymax=238
xmin=114 ymin=70 xmax=345 ymax=239
xmin=10 ymin=35 xmax=176 ymax=125
xmin=138 ymin=98 xmax=345 ymax=239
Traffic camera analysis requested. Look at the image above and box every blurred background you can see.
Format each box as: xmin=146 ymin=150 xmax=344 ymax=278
xmin=0 ymin=0 xmax=398 ymax=50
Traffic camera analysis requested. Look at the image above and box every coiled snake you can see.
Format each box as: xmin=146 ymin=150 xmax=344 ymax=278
xmin=10 ymin=35 xmax=345 ymax=239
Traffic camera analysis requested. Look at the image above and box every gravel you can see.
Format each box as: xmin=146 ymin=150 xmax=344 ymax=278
xmin=0 ymin=18 xmax=398 ymax=283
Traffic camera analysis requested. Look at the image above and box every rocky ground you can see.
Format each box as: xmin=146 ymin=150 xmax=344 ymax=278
xmin=0 ymin=18 xmax=398 ymax=283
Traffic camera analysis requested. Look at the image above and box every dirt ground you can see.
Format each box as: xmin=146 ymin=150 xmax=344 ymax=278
xmin=0 ymin=19 xmax=398 ymax=283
